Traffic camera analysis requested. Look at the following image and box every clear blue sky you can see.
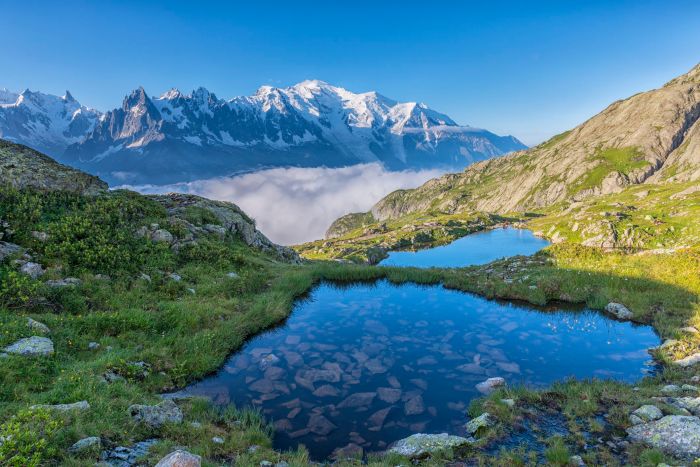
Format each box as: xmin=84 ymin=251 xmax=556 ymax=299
xmin=2 ymin=0 xmax=699 ymax=145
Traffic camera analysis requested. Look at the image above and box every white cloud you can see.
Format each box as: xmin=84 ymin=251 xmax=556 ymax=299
xmin=119 ymin=164 xmax=442 ymax=245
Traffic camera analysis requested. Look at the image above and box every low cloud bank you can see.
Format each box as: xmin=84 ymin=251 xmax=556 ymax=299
xmin=120 ymin=164 xmax=442 ymax=245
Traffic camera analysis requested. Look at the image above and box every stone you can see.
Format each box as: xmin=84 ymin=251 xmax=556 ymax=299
xmin=88 ymin=341 xmax=100 ymax=350
xmin=140 ymin=273 xmax=152 ymax=283
xmin=631 ymin=405 xmax=663 ymax=423
xmin=128 ymin=399 xmax=183 ymax=428
xmin=626 ymin=415 xmax=700 ymax=461
xmin=154 ymin=449 xmax=201 ymax=467
xmin=661 ymin=384 xmax=681 ymax=394
xmin=68 ymin=436 xmax=101 ymax=453
xmin=260 ymin=462 xmax=273 ymax=467
xmin=668 ymin=397 xmax=700 ymax=415
xmin=100 ymin=439 xmax=157 ymax=466
xmin=151 ymin=229 xmax=174 ymax=244
xmin=465 ymin=412 xmax=493 ymax=434
xmin=500 ymin=398 xmax=515 ymax=407
xmin=338 ymin=392 xmax=376 ymax=409
xmin=27 ymin=317 xmax=50 ymax=334
xmin=605 ymin=302 xmax=633 ymax=320
xmin=307 ymin=413 xmax=336 ymax=435
xmin=102 ymin=370 xmax=126 ymax=384
xmin=312 ymin=384 xmax=339 ymax=398
xmin=475 ymin=377 xmax=505 ymax=394
xmin=20 ymin=261 xmax=45 ymax=279
xmin=682 ymin=384 xmax=699 ymax=392
xmin=45 ymin=277 xmax=81 ymax=288
xmin=212 ymin=436 xmax=224 ymax=444
xmin=404 ymin=395 xmax=425 ymax=416
xmin=368 ymin=407 xmax=392 ymax=431
xmin=377 ymin=387 xmax=402 ymax=404
xmin=31 ymin=400 xmax=90 ymax=411
xmin=0 ymin=241 xmax=21 ymax=262
xmin=332 ymin=442 xmax=364 ymax=459
xmin=4 ymin=336 xmax=54 ymax=356
xmin=226 ymin=272 xmax=239 ymax=278
xmin=675 ymin=352 xmax=700 ymax=367
xmin=389 ymin=433 xmax=473 ymax=458
xmin=681 ymin=326 xmax=700 ymax=334
xmin=168 ymin=273 xmax=182 ymax=282
xmin=569 ymin=455 xmax=586 ymax=466
xmin=259 ymin=353 xmax=280 ymax=370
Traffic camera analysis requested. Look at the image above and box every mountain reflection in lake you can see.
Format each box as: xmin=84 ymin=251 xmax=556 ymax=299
xmin=177 ymin=280 xmax=659 ymax=459
xmin=380 ymin=227 xmax=550 ymax=268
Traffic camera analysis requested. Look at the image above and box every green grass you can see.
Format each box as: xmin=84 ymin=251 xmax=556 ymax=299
xmin=576 ymin=147 xmax=650 ymax=193
xmin=2 ymin=183 xmax=700 ymax=465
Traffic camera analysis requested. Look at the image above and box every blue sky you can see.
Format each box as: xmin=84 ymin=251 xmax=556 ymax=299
xmin=2 ymin=0 xmax=699 ymax=145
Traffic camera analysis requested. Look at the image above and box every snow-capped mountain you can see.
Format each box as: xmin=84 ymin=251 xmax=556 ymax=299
xmin=0 ymin=89 xmax=101 ymax=157
xmin=1 ymin=81 xmax=526 ymax=184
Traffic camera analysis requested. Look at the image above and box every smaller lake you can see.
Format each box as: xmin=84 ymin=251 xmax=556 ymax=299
xmin=379 ymin=228 xmax=550 ymax=268
xmin=177 ymin=281 xmax=659 ymax=459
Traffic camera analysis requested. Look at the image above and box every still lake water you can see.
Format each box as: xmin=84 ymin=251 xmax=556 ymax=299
xmin=178 ymin=230 xmax=659 ymax=459
xmin=380 ymin=227 xmax=550 ymax=268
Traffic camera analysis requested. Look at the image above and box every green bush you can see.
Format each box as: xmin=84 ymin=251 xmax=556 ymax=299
xmin=0 ymin=268 xmax=39 ymax=308
xmin=0 ymin=408 xmax=62 ymax=466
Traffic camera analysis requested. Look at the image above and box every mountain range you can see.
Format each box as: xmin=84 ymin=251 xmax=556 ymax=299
xmin=0 ymin=81 xmax=526 ymax=185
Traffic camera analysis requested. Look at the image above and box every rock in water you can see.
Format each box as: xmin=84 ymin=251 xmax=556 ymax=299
xmin=475 ymin=377 xmax=505 ymax=394
xmin=605 ymin=302 xmax=633 ymax=320
xmin=154 ymin=449 xmax=201 ymax=467
xmin=389 ymin=433 xmax=473 ymax=458
xmin=128 ymin=399 xmax=183 ymax=428
xmin=4 ymin=336 xmax=54 ymax=356
xmin=626 ymin=415 xmax=700 ymax=460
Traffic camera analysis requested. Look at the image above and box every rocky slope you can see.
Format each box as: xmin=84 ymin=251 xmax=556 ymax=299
xmin=0 ymin=139 xmax=107 ymax=195
xmin=326 ymin=63 xmax=700 ymax=233
xmin=1 ymin=81 xmax=526 ymax=185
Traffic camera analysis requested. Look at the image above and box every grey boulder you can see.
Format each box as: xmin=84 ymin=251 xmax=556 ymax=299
xmin=605 ymin=302 xmax=633 ymax=320
xmin=389 ymin=433 xmax=473 ymax=458
xmin=128 ymin=399 xmax=183 ymax=428
xmin=4 ymin=336 xmax=54 ymax=356
xmin=154 ymin=449 xmax=201 ymax=467
xmin=626 ymin=415 xmax=700 ymax=460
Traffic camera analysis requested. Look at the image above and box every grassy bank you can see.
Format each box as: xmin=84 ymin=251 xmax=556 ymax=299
xmin=1 ymin=185 xmax=699 ymax=466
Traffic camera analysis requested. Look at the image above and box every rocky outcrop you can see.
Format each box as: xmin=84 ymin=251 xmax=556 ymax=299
xmin=68 ymin=436 xmax=101 ymax=454
xmin=626 ymin=415 xmax=700 ymax=460
xmin=604 ymin=302 xmax=633 ymax=320
xmin=0 ymin=139 xmax=107 ymax=195
xmin=149 ymin=193 xmax=300 ymax=263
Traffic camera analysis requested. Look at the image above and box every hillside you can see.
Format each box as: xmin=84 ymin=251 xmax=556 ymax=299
xmin=302 ymin=63 xmax=700 ymax=262
xmin=0 ymin=82 xmax=525 ymax=185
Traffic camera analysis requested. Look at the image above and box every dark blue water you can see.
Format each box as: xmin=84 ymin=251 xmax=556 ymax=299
xmin=178 ymin=281 xmax=658 ymax=459
xmin=379 ymin=228 xmax=550 ymax=268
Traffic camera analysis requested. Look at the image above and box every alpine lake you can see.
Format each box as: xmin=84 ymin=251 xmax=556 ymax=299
xmin=175 ymin=228 xmax=660 ymax=459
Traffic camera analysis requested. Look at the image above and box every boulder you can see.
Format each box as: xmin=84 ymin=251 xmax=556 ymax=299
xmin=0 ymin=241 xmax=21 ymax=262
xmin=151 ymin=229 xmax=174 ymax=244
xmin=675 ymin=352 xmax=700 ymax=367
xmin=31 ymin=231 xmax=49 ymax=242
xmin=630 ymin=405 xmax=663 ymax=425
xmin=4 ymin=336 xmax=54 ymax=356
xmin=389 ymin=433 xmax=473 ymax=458
xmin=465 ymin=412 xmax=493 ymax=434
xmin=20 ymin=261 xmax=45 ymax=279
xmin=626 ymin=415 xmax=700 ymax=460
xmin=154 ymin=449 xmax=201 ymax=467
xmin=128 ymin=399 xmax=183 ymax=428
xmin=31 ymin=400 xmax=90 ymax=411
xmin=68 ymin=436 xmax=101 ymax=454
xmin=475 ymin=377 xmax=505 ymax=395
xmin=605 ymin=302 xmax=633 ymax=320
xmin=27 ymin=317 xmax=50 ymax=334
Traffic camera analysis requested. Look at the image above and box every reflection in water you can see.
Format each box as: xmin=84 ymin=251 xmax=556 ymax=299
xmin=379 ymin=227 xmax=550 ymax=268
xmin=178 ymin=281 xmax=658 ymax=459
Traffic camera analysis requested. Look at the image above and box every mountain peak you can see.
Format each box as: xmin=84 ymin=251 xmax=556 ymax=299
xmin=160 ymin=88 xmax=183 ymax=100
xmin=63 ymin=90 xmax=76 ymax=102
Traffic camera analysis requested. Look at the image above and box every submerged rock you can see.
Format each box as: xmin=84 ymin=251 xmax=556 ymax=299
xmin=626 ymin=415 xmax=700 ymax=460
xmin=4 ymin=336 xmax=54 ymax=356
xmin=389 ymin=433 xmax=473 ymax=458
xmin=128 ymin=399 xmax=183 ymax=428
xmin=154 ymin=449 xmax=201 ymax=467
xmin=605 ymin=302 xmax=633 ymax=320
